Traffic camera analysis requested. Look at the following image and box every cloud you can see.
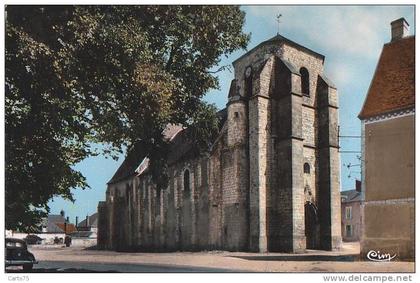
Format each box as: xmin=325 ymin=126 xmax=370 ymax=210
xmin=324 ymin=60 xmax=353 ymax=87
xmin=245 ymin=6 xmax=414 ymax=60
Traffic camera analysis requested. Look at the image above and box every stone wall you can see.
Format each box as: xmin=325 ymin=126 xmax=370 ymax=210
xmin=302 ymin=107 xmax=316 ymax=146
xmin=208 ymin=141 xmax=223 ymax=249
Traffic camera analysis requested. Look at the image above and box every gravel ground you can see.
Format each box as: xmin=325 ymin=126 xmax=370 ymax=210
xmin=24 ymin=242 xmax=414 ymax=273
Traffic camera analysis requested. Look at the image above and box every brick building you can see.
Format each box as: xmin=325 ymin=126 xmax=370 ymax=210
xmin=359 ymin=18 xmax=415 ymax=260
xmin=98 ymin=34 xmax=342 ymax=253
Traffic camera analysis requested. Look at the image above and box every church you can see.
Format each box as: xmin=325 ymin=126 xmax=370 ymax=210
xmin=97 ymin=33 xmax=342 ymax=253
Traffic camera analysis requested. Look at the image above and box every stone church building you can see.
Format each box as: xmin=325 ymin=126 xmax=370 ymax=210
xmin=97 ymin=34 xmax=342 ymax=253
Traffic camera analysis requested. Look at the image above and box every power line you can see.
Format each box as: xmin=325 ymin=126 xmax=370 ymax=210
xmin=344 ymin=163 xmax=361 ymax=169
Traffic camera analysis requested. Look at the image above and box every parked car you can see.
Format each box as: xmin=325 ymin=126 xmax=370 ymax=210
xmin=5 ymin=238 xmax=38 ymax=271
xmin=24 ymin=234 xmax=43 ymax=245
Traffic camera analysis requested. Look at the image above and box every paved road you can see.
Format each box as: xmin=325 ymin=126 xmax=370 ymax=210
xmin=7 ymin=260 xmax=239 ymax=273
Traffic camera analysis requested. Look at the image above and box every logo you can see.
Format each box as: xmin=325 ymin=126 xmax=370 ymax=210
xmin=367 ymin=250 xmax=396 ymax=262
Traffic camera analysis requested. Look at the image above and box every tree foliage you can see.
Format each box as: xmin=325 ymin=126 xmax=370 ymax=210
xmin=5 ymin=5 xmax=249 ymax=231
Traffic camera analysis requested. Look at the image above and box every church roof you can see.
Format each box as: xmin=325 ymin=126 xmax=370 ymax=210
xmin=107 ymin=109 xmax=227 ymax=184
xmin=166 ymin=108 xmax=227 ymax=165
xmin=107 ymin=140 xmax=148 ymax=184
xmin=107 ymin=123 xmax=185 ymax=184
xmin=359 ymin=36 xmax=415 ymax=119
xmin=233 ymin=34 xmax=325 ymax=66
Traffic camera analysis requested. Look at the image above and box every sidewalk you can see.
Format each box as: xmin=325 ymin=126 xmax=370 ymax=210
xmin=30 ymin=242 xmax=414 ymax=273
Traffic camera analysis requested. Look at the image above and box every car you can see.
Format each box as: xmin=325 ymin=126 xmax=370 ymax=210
xmin=24 ymin=234 xmax=43 ymax=245
xmin=5 ymin=238 xmax=38 ymax=271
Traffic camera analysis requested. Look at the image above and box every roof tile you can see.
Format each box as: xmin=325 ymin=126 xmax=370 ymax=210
xmin=359 ymin=36 xmax=415 ymax=119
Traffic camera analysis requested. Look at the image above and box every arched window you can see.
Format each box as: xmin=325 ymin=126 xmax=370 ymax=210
xmin=183 ymin=169 xmax=190 ymax=192
xmin=300 ymin=67 xmax=310 ymax=96
xmin=304 ymin=163 xmax=311 ymax=174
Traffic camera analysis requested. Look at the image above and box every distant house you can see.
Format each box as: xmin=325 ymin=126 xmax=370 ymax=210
xmin=341 ymin=181 xmax=362 ymax=242
xmin=55 ymin=223 xmax=77 ymax=234
xmin=40 ymin=214 xmax=65 ymax=233
xmin=40 ymin=210 xmax=76 ymax=234
xmin=359 ymin=18 xmax=414 ymax=260
xmin=77 ymin=213 xmax=98 ymax=231
xmin=71 ymin=213 xmax=98 ymax=238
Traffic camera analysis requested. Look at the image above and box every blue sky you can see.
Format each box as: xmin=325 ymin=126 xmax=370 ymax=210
xmin=48 ymin=5 xmax=415 ymax=223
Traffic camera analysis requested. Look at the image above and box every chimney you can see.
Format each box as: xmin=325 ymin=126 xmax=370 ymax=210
xmin=75 ymin=216 xmax=79 ymax=227
xmin=86 ymin=215 xmax=89 ymax=227
xmin=66 ymin=216 xmax=69 ymax=223
xmin=60 ymin=209 xmax=65 ymax=217
xmin=391 ymin=18 xmax=409 ymax=41
xmin=356 ymin=180 xmax=362 ymax=193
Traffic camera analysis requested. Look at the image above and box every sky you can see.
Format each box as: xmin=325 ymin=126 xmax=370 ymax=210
xmin=48 ymin=5 xmax=415 ymax=224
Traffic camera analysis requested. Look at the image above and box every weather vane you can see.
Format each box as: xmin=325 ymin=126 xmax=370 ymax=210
xmin=276 ymin=14 xmax=282 ymax=35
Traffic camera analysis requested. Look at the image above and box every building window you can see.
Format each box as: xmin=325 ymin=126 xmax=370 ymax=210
xmin=304 ymin=163 xmax=310 ymax=174
xmin=184 ymin=169 xmax=190 ymax=192
xmin=345 ymin=225 xmax=353 ymax=237
xmin=300 ymin=67 xmax=310 ymax=96
xmin=345 ymin=206 xmax=352 ymax=220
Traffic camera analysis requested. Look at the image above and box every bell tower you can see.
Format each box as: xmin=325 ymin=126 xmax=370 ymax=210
xmin=230 ymin=34 xmax=341 ymax=252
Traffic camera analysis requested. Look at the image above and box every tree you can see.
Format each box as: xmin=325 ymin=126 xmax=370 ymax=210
xmin=5 ymin=5 xmax=249 ymax=231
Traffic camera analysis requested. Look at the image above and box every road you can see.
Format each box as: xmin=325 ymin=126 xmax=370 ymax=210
xmin=8 ymin=260 xmax=234 ymax=273
xmin=5 ymin=242 xmax=415 ymax=273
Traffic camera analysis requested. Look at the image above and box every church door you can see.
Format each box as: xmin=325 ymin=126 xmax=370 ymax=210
xmin=304 ymin=201 xmax=319 ymax=249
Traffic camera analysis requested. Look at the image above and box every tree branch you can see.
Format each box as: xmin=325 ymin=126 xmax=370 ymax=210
xmin=206 ymin=64 xmax=231 ymax=74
